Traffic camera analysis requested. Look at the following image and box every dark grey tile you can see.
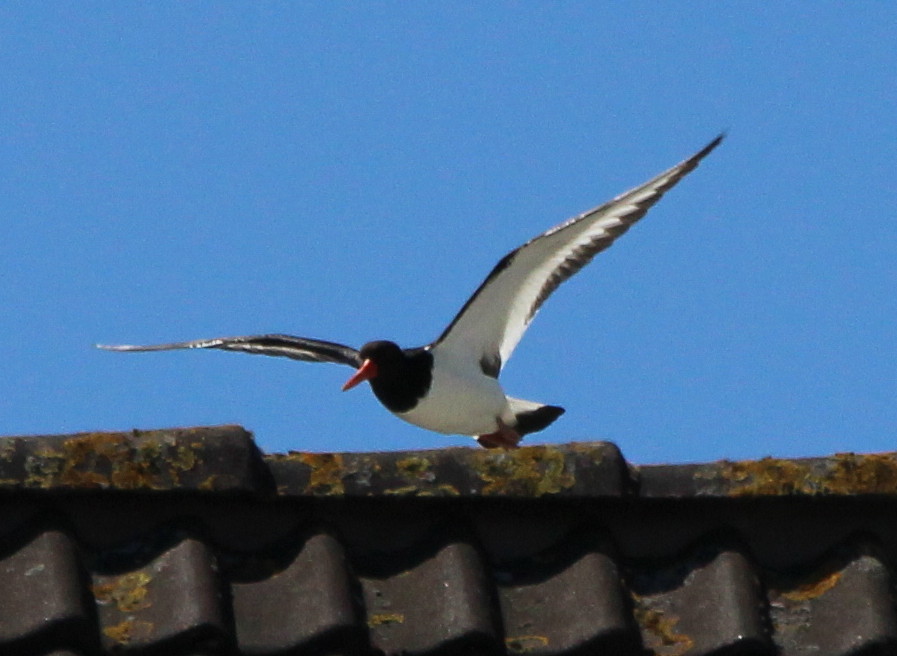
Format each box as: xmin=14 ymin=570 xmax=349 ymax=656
xmin=232 ymin=532 xmax=361 ymax=655
xmin=361 ymin=541 xmax=498 ymax=656
xmin=93 ymin=537 xmax=228 ymax=653
xmin=771 ymin=541 xmax=897 ymax=656
xmin=0 ymin=529 xmax=92 ymax=653
xmin=498 ymin=539 xmax=638 ymax=655
xmin=630 ymin=545 xmax=771 ymax=656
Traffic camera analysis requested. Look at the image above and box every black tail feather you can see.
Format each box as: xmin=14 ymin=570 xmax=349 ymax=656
xmin=514 ymin=405 xmax=565 ymax=436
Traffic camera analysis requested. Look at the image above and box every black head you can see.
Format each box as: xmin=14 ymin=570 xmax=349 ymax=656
xmin=342 ymin=340 xmax=406 ymax=392
xmin=344 ymin=340 xmax=433 ymax=413
xmin=358 ymin=340 xmax=404 ymax=365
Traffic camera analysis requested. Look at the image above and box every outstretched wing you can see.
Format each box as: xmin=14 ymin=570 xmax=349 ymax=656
xmin=98 ymin=334 xmax=362 ymax=367
xmin=432 ymin=135 xmax=723 ymax=377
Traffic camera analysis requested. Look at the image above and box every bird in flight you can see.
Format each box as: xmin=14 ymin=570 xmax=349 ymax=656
xmin=100 ymin=135 xmax=722 ymax=448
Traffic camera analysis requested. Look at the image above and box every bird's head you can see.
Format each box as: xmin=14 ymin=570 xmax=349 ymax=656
xmin=342 ymin=340 xmax=404 ymax=391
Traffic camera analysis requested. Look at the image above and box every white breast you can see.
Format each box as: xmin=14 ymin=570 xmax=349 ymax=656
xmin=397 ymin=347 xmax=509 ymax=436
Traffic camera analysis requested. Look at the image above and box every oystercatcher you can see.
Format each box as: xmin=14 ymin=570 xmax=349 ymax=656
xmin=99 ymin=136 xmax=722 ymax=448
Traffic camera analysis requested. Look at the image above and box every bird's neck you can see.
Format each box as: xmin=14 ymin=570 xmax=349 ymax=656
xmin=369 ymin=348 xmax=433 ymax=413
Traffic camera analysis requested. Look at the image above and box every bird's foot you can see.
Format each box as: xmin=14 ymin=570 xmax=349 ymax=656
xmin=476 ymin=419 xmax=521 ymax=449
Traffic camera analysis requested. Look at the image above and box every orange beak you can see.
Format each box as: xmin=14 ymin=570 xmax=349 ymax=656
xmin=342 ymin=359 xmax=378 ymax=391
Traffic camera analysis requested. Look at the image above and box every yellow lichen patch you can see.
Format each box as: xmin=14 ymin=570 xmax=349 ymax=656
xmin=174 ymin=445 xmax=198 ymax=472
xmin=634 ymin=605 xmax=694 ymax=655
xmin=93 ymin=571 xmax=153 ymax=612
xmin=823 ymin=453 xmax=897 ymax=494
xmin=475 ymin=447 xmax=575 ymax=496
xmin=103 ymin=619 xmax=154 ymax=644
xmin=23 ymin=432 xmax=200 ymax=490
xmin=383 ymin=484 xmax=461 ymax=497
xmin=779 ymin=569 xmax=843 ymax=601
xmin=415 ymin=484 xmax=460 ymax=497
xmin=297 ymin=453 xmax=346 ymax=495
xmin=704 ymin=452 xmax=897 ymax=497
xmin=199 ymin=474 xmax=221 ymax=490
xmin=396 ymin=456 xmax=433 ymax=481
xmin=705 ymin=457 xmax=813 ymax=496
xmin=25 ymin=453 xmax=107 ymax=487
xmin=367 ymin=613 xmax=405 ymax=626
xmin=0 ymin=440 xmax=16 ymax=462
xmin=382 ymin=485 xmax=421 ymax=496
xmin=505 ymin=635 xmax=550 ymax=653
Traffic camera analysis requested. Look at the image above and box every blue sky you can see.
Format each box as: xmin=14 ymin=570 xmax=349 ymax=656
xmin=1 ymin=4 xmax=894 ymax=463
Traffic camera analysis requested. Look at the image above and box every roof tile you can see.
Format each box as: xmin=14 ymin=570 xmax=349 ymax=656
xmin=497 ymin=531 xmax=637 ymax=655
xmin=267 ymin=441 xmax=629 ymax=498
xmin=93 ymin=537 xmax=228 ymax=653
xmin=2 ymin=427 xmax=897 ymax=655
xmin=639 ymin=452 xmax=897 ymax=498
xmin=232 ymin=531 xmax=360 ymax=655
xmin=0 ymin=426 xmax=264 ymax=493
xmin=770 ymin=540 xmax=897 ymax=655
xmin=361 ymin=540 xmax=496 ymax=655
xmin=0 ymin=529 xmax=92 ymax=654
xmin=630 ymin=544 xmax=770 ymax=655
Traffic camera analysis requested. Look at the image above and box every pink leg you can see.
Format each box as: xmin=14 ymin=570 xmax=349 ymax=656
xmin=476 ymin=418 xmax=521 ymax=449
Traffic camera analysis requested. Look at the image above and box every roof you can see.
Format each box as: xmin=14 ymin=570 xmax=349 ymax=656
xmin=2 ymin=425 xmax=896 ymax=655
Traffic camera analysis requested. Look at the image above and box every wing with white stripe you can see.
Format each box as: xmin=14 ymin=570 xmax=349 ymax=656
xmin=433 ymin=135 xmax=723 ymax=376
xmin=98 ymin=334 xmax=362 ymax=367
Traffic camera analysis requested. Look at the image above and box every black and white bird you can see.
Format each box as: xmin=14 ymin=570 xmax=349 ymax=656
xmin=99 ymin=136 xmax=722 ymax=448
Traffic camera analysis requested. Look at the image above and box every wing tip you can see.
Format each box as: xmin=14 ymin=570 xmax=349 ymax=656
xmin=667 ymin=132 xmax=724 ymax=182
xmin=96 ymin=342 xmax=192 ymax=352
xmin=96 ymin=343 xmax=146 ymax=351
xmin=692 ymin=132 xmax=726 ymax=163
